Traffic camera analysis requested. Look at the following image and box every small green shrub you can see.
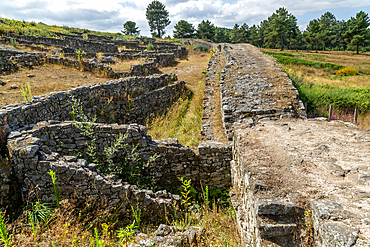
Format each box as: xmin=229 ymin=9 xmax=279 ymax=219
xmin=0 ymin=212 xmax=11 ymax=247
xmin=147 ymin=42 xmax=154 ymax=51
xmin=10 ymin=38 xmax=16 ymax=47
xmin=20 ymin=82 xmax=32 ymax=102
xmin=48 ymin=169 xmax=61 ymax=208
xmin=271 ymin=54 xmax=344 ymax=70
xmin=194 ymin=44 xmax=209 ymax=52
xmin=117 ymin=223 xmax=135 ymax=245
xmin=114 ymin=36 xmax=128 ymax=41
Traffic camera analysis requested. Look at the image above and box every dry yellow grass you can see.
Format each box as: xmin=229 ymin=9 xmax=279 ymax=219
xmin=4 ymin=198 xmax=240 ymax=247
xmin=0 ymin=64 xmax=108 ymax=107
xmin=110 ymin=59 xmax=143 ymax=72
xmin=147 ymin=47 xmax=211 ymax=146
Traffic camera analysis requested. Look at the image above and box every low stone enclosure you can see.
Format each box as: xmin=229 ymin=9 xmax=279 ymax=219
xmin=0 ymin=32 xmax=186 ymax=79
xmin=0 ymin=45 xmax=175 ymax=78
xmin=0 ymin=69 xmax=232 ymax=225
xmin=4 ymin=33 xmax=186 ymax=57
xmin=1 ymin=38 xmax=369 ymax=246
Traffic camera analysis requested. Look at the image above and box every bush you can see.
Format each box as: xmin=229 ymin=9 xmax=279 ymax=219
xmin=263 ymin=51 xmax=296 ymax=57
xmin=115 ymin=36 xmax=128 ymax=41
xmin=0 ymin=27 xmax=6 ymax=36
xmin=147 ymin=42 xmax=154 ymax=51
xmin=270 ymin=54 xmax=345 ymax=70
xmin=336 ymin=67 xmax=358 ymax=76
xmin=194 ymin=45 xmax=209 ymax=52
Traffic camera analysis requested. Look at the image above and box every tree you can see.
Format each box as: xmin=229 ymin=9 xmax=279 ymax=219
xmin=238 ymin=23 xmax=250 ymax=43
xmin=230 ymin=24 xmax=240 ymax=43
xmin=249 ymin=25 xmax=259 ymax=46
xmin=145 ymin=0 xmax=171 ymax=38
xmin=304 ymin=19 xmax=320 ymax=51
xmin=122 ymin=21 xmax=140 ymax=36
xmin=214 ymin=27 xmax=226 ymax=43
xmin=173 ymin=20 xmax=195 ymax=38
xmin=318 ymin=12 xmax=337 ymax=50
xmin=264 ymin=7 xmax=298 ymax=51
xmin=197 ymin=20 xmax=216 ymax=40
xmin=257 ymin=20 xmax=269 ymax=47
xmin=332 ymin=20 xmax=349 ymax=50
xmin=345 ymin=11 xmax=370 ymax=54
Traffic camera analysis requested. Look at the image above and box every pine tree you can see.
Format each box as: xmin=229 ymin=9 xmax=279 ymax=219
xmin=122 ymin=21 xmax=140 ymax=36
xmin=304 ymin=19 xmax=320 ymax=52
xmin=145 ymin=0 xmax=171 ymax=38
xmin=173 ymin=20 xmax=195 ymax=38
xmin=248 ymin=25 xmax=258 ymax=46
xmin=238 ymin=23 xmax=250 ymax=43
xmin=214 ymin=27 xmax=226 ymax=43
xmin=264 ymin=8 xmax=297 ymax=50
xmin=318 ymin=12 xmax=337 ymax=50
xmin=230 ymin=24 xmax=240 ymax=44
xmin=345 ymin=11 xmax=370 ymax=54
xmin=196 ymin=20 xmax=215 ymax=40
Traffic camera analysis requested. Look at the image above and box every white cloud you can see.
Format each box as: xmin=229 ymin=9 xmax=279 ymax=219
xmin=0 ymin=0 xmax=369 ymax=37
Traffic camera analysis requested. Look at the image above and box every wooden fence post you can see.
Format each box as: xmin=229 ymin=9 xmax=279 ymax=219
xmin=328 ymin=105 xmax=333 ymax=121
xmin=304 ymin=102 xmax=308 ymax=113
xmin=354 ymin=107 xmax=358 ymax=123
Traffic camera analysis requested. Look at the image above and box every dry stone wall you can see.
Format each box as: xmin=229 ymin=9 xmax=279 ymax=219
xmin=7 ymin=120 xmax=231 ymax=194
xmin=1 ymin=61 xmax=232 ymax=219
xmin=7 ymin=34 xmax=119 ymax=53
xmin=218 ymin=44 xmax=306 ymax=139
xmin=1 ymin=47 xmax=174 ymax=77
xmin=0 ymin=73 xmax=178 ymax=130
xmin=6 ymin=122 xmax=183 ymax=223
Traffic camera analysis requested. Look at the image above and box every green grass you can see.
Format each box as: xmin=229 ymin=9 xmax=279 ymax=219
xmin=264 ymin=51 xmax=345 ymax=70
xmin=289 ymin=73 xmax=370 ymax=113
xmin=0 ymin=18 xmax=127 ymax=39
xmin=263 ymin=51 xmax=297 ymax=57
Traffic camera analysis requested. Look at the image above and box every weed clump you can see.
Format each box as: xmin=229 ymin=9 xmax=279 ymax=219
xmin=336 ymin=67 xmax=358 ymax=76
xmin=194 ymin=45 xmax=209 ymax=52
xmin=146 ymin=42 xmax=154 ymax=51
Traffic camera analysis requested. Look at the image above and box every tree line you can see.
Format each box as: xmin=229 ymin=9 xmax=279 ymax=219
xmin=122 ymin=1 xmax=370 ymax=54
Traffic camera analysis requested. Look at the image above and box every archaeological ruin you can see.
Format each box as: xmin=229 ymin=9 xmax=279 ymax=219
xmin=0 ymin=33 xmax=369 ymax=246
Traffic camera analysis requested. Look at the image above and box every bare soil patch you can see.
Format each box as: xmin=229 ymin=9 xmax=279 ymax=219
xmin=0 ymin=64 xmax=108 ymax=107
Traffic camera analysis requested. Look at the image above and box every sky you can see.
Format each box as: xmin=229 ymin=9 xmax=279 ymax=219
xmin=1 ymin=0 xmax=370 ymax=37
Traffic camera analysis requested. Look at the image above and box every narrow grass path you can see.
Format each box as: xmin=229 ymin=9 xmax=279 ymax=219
xmin=147 ymin=47 xmax=211 ymax=146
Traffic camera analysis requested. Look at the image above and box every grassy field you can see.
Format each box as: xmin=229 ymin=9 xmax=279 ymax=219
xmin=0 ymin=18 xmax=124 ymax=38
xmin=262 ymin=48 xmax=370 ymax=128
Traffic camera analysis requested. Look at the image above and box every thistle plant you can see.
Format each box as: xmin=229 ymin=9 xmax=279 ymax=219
xmin=48 ymin=169 xmax=61 ymax=207
xmin=20 ymin=82 xmax=32 ymax=102
xmin=147 ymin=42 xmax=154 ymax=51
xmin=0 ymin=212 xmax=11 ymax=247
xmin=76 ymin=50 xmax=85 ymax=62
xmin=9 ymin=38 xmax=16 ymax=47
xmin=131 ymin=206 xmax=141 ymax=229
xmin=117 ymin=223 xmax=135 ymax=246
